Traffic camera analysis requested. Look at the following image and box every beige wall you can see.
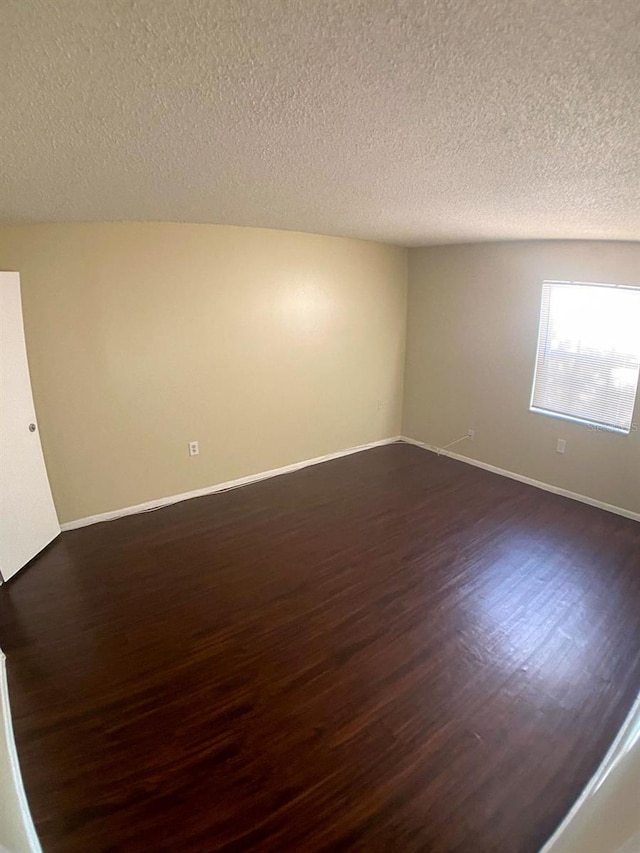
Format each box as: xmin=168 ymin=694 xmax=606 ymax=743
xmin=403 ymin=241 xmax=640 ymax=516
xmin=0 ymin=223 xmax=407 ymax=524
xmin=2 ymin=227 xmax=637 ymax=524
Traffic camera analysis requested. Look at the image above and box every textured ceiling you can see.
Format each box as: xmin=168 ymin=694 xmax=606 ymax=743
xmin=1 ymin=0 xmax=639 ymax=246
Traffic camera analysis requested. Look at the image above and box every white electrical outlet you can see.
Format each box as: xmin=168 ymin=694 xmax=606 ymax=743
xmin=556 ymin=438 xmax=566 ymax=454
xmin=188 ymin=440 xmax=199 ymax=457
xmin=467 ymin=429 xmax=475 ymax=440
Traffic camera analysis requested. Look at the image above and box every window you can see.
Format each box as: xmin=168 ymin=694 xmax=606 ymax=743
xmin=530 ymin=281 xmax=640 ymax=434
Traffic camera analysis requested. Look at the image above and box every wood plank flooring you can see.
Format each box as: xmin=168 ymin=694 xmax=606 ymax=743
xmin=1 ymin=442 xmax=639 ymax=852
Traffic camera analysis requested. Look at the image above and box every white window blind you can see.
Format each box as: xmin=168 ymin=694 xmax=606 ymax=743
xmin=530 ymin=281 xmax=640 ymax=434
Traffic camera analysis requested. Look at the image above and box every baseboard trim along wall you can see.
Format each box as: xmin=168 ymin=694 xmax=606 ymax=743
xmin=61 ymin=437 xmax=402 ymax=531
xmin=0 ymin=653 xmax=42 ymax=853
xmin=400 ymin=436 xmax=640 ymax=523
xmin=61 ymin=434 xmax=639 ymax=531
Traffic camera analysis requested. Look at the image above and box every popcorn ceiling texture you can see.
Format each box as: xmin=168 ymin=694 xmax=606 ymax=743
xmin=1 ymin=0 xmax=639 ymax=246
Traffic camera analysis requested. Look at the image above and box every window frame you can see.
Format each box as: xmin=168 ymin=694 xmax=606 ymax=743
xmin=529 ymin=279 xmax=640 ymax=435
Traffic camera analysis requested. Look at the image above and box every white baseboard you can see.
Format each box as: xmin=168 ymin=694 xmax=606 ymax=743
xmin=61 ymin=437 xmax=402 ymax=531
xmin=60 ymin=434 xmax=639 ymax=531
xmin=0 ymin=653 xmax=42 ymax=853
xmin=400 ymin=435 xmax=640 ymax=523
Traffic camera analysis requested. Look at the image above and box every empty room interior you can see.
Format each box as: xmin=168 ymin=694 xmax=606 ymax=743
xmin=1 ymin=2 xmax=639 ymax=852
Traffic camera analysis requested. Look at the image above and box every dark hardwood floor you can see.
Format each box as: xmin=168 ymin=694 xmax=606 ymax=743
xmin=1 ymin=442 xmax=639 ymax=852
